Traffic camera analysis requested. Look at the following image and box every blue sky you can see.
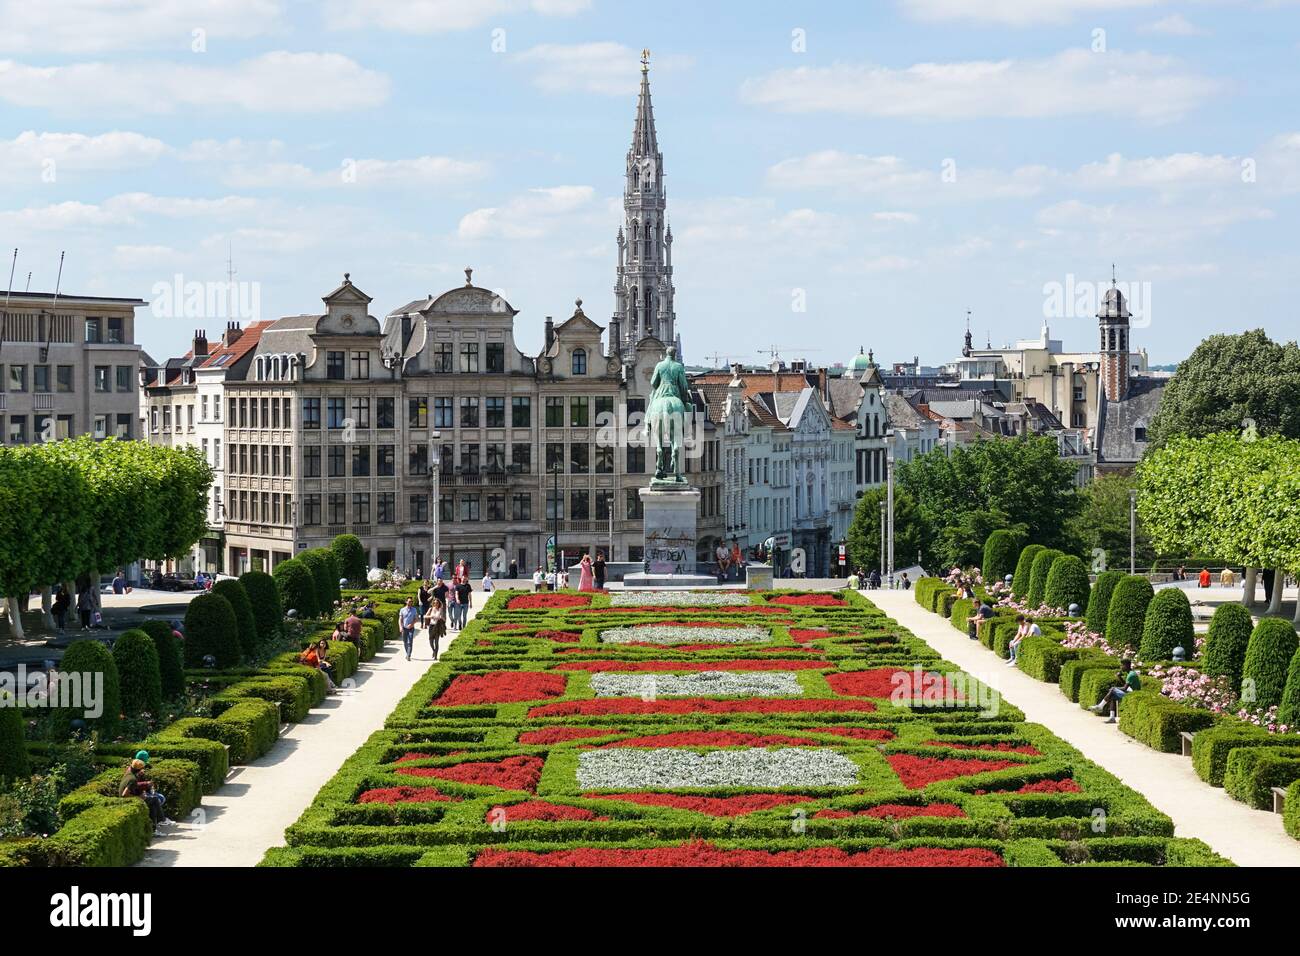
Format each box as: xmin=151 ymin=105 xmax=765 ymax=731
xmin=1 ymin=0 xmax=1298 ymax=366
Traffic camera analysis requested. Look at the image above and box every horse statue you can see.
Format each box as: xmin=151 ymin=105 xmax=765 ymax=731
xmin=644 ymin=344 xmax=691 ymax=484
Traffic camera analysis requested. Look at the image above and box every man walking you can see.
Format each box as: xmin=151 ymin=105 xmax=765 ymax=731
xmin=399 ymin=597 xmax=420 ymax=661
xmin=594 ymin=552 xmax=607 ymax=590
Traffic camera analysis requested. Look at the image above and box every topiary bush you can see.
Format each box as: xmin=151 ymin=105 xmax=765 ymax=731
xmin=111 ymin=628 xmax=162 ymax=719
xmin=982 ymin=530 xmax=1020 ymax=585
xmin=182 ymin=592 xmax=242 ymax=669
xmin=212 ymin=578 xmax=258 ymax=657
xmin=0 ymin=690 xmax=30 ymax=782
xmin=1202 ymin=603 xmax=1254 ymax=694
xmin=1105 ymin=575 xmax=1154 ymax=656
xmin=1086 ymin=570 xmax=1124 ymax=636
xmin=273 ymin=558 xmax=318 ymax=619
xmin=1139 ymin=588 xmax=1194 ymax=662
xmin=331 ymin=533 xmax=368 ymax=585
xmin=298 ymin=549 xmax=340 ymax=615
xmin=1027 ymin=548 xmax=1064 ymax=608
xmin=139 ymin=619 xmax=185 ymax=700
xmin=1044 ymin=554 xmax=1091 ymax=614
xmin=55 ymin=640 xmax=122 ymax=739
xmin=1241 ymin=618 xmax=1299 ymax=710
xmin=240 ymin=570 xmax=284 ymax=647
xmin=1278 ymin=650 xmax=1300 ymax=729
xmin=1011 ymin=544 xmax=1045 ymax=601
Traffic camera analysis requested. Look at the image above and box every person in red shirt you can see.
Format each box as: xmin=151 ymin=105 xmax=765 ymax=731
xmin=343 ymin=610 xmax=363 ymax=651
xmin=1198 ymin=568 xmax=1211 ymax=588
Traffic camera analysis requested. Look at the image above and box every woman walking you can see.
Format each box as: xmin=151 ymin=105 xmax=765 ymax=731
xmin=427 ymin=596 xmax=447 ymax=659
xmin=578 ymin=554 xmax=595 ymax=592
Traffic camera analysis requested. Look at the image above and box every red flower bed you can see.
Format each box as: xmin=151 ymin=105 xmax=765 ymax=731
xmin=552 ymin=659 xmax=827 ymax=672
xmin=572 ymin=605 xmax=790 ymax=616
xmin=814 ymin=802 xmax=967 ymax=819
xmin=475 ymin=640 xmax=493 ymax=647
xmin=768 ymin=594 xmax=846 ymax=607
xmin=1008 ymin=778 xmax=1081 ymax=794
xmin=529 ymin=698 xmax=877 ymax=717
xmin=887 ymin=753 xmax=1021 ymax=789
xmin=433 ymin=671 xmax=567 ymax=707
xmin=827 ymin=669 xmax=962 ymax=700
xmin=596 ymin=730 xmax=818 ymax=748
xmin=536 ymin=630 xmax=581 ymax=643
xmin=486 ymin=801 xmax=601 ymax=822
xmin=356 ymin=786 xmax=456 ymax=804
xmin=394 ymin=751 xmax=436 ymax=764
xmin=585 ymin=793 xmax=814 ymax=816
xmin=399 ymin=755 xmax=545 ymax=792
xmin=924 ymin=740 xmax=1042 ymax=756
xmin=473 ymin=840 xmax=1002 ymax=867
xmin=507 ymin=593 xmax=592 ymax=610
xmin=790 ymin=629 xmax=830 ymax=644
xmin=811 ymin=726 xmax=895 ymax=742
xmin=517 ymin=726 xmax=620 ymax=745
xmin=620 ymin=642 xmax=765 ymax=652
xmin=490 ymin=623 xmax=529 ymax=631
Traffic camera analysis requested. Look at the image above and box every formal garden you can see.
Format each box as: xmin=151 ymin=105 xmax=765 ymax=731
xmin=259 ymin=587 xmax=1228 ymax=867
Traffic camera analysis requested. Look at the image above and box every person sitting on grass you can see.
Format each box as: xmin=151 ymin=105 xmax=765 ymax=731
xmin=120 ymin=755 xmax=166 ymax=833
xmin=1090 ymin=659 xmax=1142 ymax=723
xmin=301 ymin=640 xmax=337 ymax=694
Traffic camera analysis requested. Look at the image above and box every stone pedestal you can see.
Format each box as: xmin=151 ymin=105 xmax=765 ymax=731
xmin=746 ymin=563 xmax=773 ymax=590
xmin=620 ymin=486 xmax=716 ymax=589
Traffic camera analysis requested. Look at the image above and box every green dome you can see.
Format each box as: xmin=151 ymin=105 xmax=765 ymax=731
xmin=848 ymin=347 xmax=874 ymax=372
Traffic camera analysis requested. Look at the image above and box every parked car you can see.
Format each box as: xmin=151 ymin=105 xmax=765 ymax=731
xmin=153 ymin=573 xmax=201 ymax=592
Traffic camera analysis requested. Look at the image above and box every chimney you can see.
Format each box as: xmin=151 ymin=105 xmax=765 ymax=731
xmin=192 ymin=329 xmax=209 ymax=357
xmin=544 ymin=315 xmax=554 ymax=351
xmin=817 ymin=366 xmax=828 ymax=402
xmin=224 ymin=320 xmax=243 ymax=346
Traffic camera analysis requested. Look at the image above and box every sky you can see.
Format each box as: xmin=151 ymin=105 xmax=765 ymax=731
xmin=1 ymin=0 xmax=1298 ymax=367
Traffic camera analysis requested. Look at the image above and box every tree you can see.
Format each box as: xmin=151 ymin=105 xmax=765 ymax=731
xmin=1202 ymin=604 xmax=1254 ymax=692
xmin=56 ymin=640 xmax=121 ymax=739
xmin=1139 ymin=588 xmax=1193 ymax=662
xmin=139 ymin=619 xmax=185 ymax=700
xmin=846 ymin=487 xmax=926 ymax=573
xmin=183 ymin=593 xmax=241 ymax=669
xmin=331 ymin=534 xmax=368 ymax=585
xmin=1242 ymin=618 xmax=1298 ymax=709
xmin=1070 ymin=472 xmax=1154 ymax=572
xmin=982 ymin=530 xmax=1021 ymax=584
xmin=1277 ymin=650 xmax=1300 ymax=729
xmin=1011 ymin=544 xmax=1045 ymax=601
xmin=1150 ymin=330 xmax=1300 ymax=446
xmin=1044 ymin=554 xmax=1091 ymax=613
xmin=112 ymin=628 xmax=162 ymax=718
xmin=1086 ymin=570 xmax=1124 ymax=636
xmin=298 ymin=548 xmax=340 ymax=614
xmin=934 ymin=508 xmax=1023 ymax=571
xmin=1027 ymin=548 xmax=1063 ymax=608
xmin=0 ymin=690 xmax=30 ymax=782
xmin=273 ymin=558 xmax=318 ymax=618
xmin=212 ymin=578 xmax=258 ymax=657
xmin=240 ymin=570 xmax=284 ymax=647
xmin=1105 ymin=575 xmax=1154 ymax=656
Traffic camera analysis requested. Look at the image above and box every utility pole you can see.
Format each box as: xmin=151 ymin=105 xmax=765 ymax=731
xmin=879 ymin=500 xmax=886 ymax=581
xmin=886 ymin=446 xmax=896 ymax=589
xmin=1129 ymin=487 xmax=1137 ymax=575
xmin=431 ymin=431 xmax=442 ymax=577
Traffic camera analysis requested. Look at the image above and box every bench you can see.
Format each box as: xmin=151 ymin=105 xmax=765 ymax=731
xmin=1274 ymin=786 xmax=1288 ymax=815
xmin=1180 ymin=731 xmax=1196 ymax=757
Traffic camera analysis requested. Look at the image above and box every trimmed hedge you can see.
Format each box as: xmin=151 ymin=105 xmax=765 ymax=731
xmin=0 ymin=690 xmax=30 ymax=781
xmin=1241 ymin=618 xmax=1298 ymax=710
xmin=112 ymin=628 xmax=163 ymax=718
xmin=139 ymin=619 xmax=186 ymax=699
xmin=61 ymin=758 xmax=204 ymax=823
xmin=1027 ymin=549 xmax=1063 ymax=609
xmin=165 ymin=699 xmax=280 ymax=765
xmin=1086 ymin=570 xmax=1124 ymax=636
xmin=183 ymin=592 xmax=242 ymax=669
xmin=1202 ymin=603 xmax=1253 ymax=693
xmin=982 ymin=530 xmax=1020 ymax=584
xmin=1018 ymin=634 xmax=1083 ymax=683
xmin=1044 ymin=554 xmax=1090 ymax=613
xmin=332 ymin=533 xmax=368 ymax=584
xmin=1117 ymin=691 xmax=1218 ymax=753
xmin=1286 ymin=778 xmax=1300 ymax=841
xmin=299 ymin=548 xmax=341 ymax=615
xmin=274 ymin=558 xmax=319 ymax=619
xmin=240 ymin=569 xmax=284 ymax=646
xmin=1223 ymin=746 xmax=1300 ymax=810
xmin=37 ymin=799 xmax=152 ymax=867
xmin=1190 ymin=722 xmax=1296 ymax=787
xmin=1139 ymin=588 xmax=1193 ymax=663
xmin=1279 ymin=650 xmax=1300 ymax=729
xmin=1060 ymin=653 xmax=1119 ymax=702
xmin=212 ymin=578 xmax=259 ymax=657
xmin=55 ymin=639 xmax=121 ymax=739
xmin=1011 ymin=544 xmax=1044 ymax=601
xmin=1105 ymin=575 xmax=1153 ymax=655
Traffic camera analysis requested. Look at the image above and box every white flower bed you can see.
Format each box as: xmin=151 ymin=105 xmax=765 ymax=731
xmin=609 ymin=591 xmax=753 ymax=607
xmin=590 ymin=671 xmax=804 ymax=698
xmin=599 ymin=625 xmax=769 ymax=645
xmin=577 ymin=748 xmax=860 ymax=789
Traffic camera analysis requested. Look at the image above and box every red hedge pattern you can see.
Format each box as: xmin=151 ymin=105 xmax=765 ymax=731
xmin=887 ymin=753 xmax=1022 ymax=789
xmin=595 ymin=730 xmax=819 ymax=748
xmin=399 ymin=755 xmax=545 ymax=792
xmin=768 ymin=594 xmax=846 ymax=607
xmin=529 ymin=697 xmax=878 ymax=717
xmin=507 ymin=593 xmax=592 ymax=610
xmin=433 ymin=671 xmax=568 ymax=706
xmin=474 ymin=840 xmax=1002 ymax=867
xmin=486 ymin=801 xmax=602 ymax=822
xmin=357 ymin=786 xmax=456 ymax=804
xmin=584 ymin=793 xmax=815 ymax=816
xmin=517 ymin=726 xmax=620 ymax=745
xmin=552 ymin=659 xmax=828 ymax=672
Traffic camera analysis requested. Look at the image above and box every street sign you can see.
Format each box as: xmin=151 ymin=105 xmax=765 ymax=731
xmin=838 ymin=544 xmax=847 ymax=565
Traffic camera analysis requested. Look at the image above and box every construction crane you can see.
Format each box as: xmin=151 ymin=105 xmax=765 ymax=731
xmin=703 ymin=352 xmax=740 ymax=368
xmin=756 ymin=345 xmax=823 ymax=367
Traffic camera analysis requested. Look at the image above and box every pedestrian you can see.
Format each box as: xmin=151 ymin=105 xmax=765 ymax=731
xmin=730 ymin=539 xmax=743 ymax=581
xmin=1198 ymin=567 xmax=1211 ymax=588
xmin=398 ymin=597 xmax=420 ymax=661
xmin=417 ymin=579 xmax=432 ymax=620
xmin=1090 ymin=659 xmax=1142 ymax=723
xmin=454 ymin=577 xmax=472 ymax=628
xmin=508 ymin=558 xmax=518 ymax=581
xmin=1219 ymin=566 xmax=1235 ymax=587
xmin=427 ymin=596 xmax=447 ymax=658
xmin=533 ymin=566 xmax=545 ymax=592
xmin=111 ymin=570 xmax=126 ymax=595
xmin=594 ymin=552 xmax=607 ymax=590
xmin=432 ymin=576 xmax=449 ymax=611
xmin=545 ymin=567 xmax=557 ymax=591
xmin=1007 ymin=614 xmax=1040 ymax=665
xmin=481 ymin=570 xmax=495 ymax=593
xmin=52 ymin=586 xmax=70 ymax=633
xmin=343 ymin=608 xmax=364 ymax=655
xmin=300 ymin=640 xmax=337 ymax=694
xmin=715 ymin=541 xmax=730 ymax=581
xmin=900 ymin=572 xmax=911 ymax=590
xmin=77 ymin=587 xmax=95 ymax=630
xmin=578 ymin=554 xmax=596 ymax=592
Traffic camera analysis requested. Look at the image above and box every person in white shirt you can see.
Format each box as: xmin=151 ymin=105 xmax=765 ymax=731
xmin=545 ymin=569 xmax=557 ymax=590
xmin=481 ymin=573 xmax=494 ymax=592
xmin=532 ymin=567 xmax=545 ymax=592
xmin=1007 ymin=614 xmax=1041 ymax=665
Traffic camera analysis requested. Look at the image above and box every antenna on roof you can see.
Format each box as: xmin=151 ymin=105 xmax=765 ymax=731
xmin=226 ymin=242 xmax=237 ymax=322
xmin=0 ymin=247 xmax=15 ymax=354
xmin=50 ymin=251 xmax=65 ymax=313
xmin=24 ymin=271 xmax=31 ymax=292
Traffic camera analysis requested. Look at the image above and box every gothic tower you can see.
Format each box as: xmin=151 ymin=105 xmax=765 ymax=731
xmin=1098 ymin=275 xmax=1130 ymax=402
xmin=612 ymin=49 xmax=676 ymax=360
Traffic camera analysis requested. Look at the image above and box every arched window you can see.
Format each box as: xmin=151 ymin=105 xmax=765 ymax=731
xmin=631 ymin=166 xmax=640 ymax=190
xmin=572 ymin=348 xmax=587 ymax=376
xmin=629 ymin=286 xmax=639 ymax=329
xmin=255 ymin=356 xmax=265 ymax=381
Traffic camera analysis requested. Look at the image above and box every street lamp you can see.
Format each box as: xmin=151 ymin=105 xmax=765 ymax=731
xmin=430 ymin=430 xmax=442 ymax=578
xmin=885 ymin=432 xmax=896 ymax=589
xmin=1129 ymin=487 xmax=1137 ymax=575
xmin=879 ymin=500 xmax=886 ymax=583
xmin=550 ymin=462 xmax=562 ymax=574
xmin=606 ymin=490 xmax=616 ymax=562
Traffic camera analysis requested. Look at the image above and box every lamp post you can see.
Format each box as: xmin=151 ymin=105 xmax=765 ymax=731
xmin=1128 ymin=487 xmax=1137 ymax=575
xmin=550 ymin=462 xmax=562 ymax=573
xmin=430 ymin=430 xmax=442 ymax=577
xmin=885 ymin=433 xmax=896 ymax=589
xmin=606 ymin=491 xmax=615 ymax=561
xmin=879 ymin=500 xmax=886 ymax=582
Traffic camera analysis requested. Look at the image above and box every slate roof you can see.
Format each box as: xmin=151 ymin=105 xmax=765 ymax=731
xmin=1097 ymin=376 xmax=1166 ymax=466
xmin=882 ymin=391 xmax=930 ymax=430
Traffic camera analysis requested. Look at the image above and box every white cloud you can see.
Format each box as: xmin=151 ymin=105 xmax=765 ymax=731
xmin=1036 ymin=198 xmax=1274 ymax=247
xmin=1140 ymin=14 xmax=1211 ymax=35
xmin=219 ymin=155 xmax=487 ymax=190
xmin=0 ymin=192 xmax=262 ymax=233
xmin=515 ymin=42 xmax=692 ymax=95
xmin=740 ymin=49 xmax=1219 ymax=122
xmin=0 ymin=131 xmax=169 ymax=178
xmin=873 ymin=211 xmax=921 ymax=224
xmin=861 ymin=255 xmax=919 ymax=272
xmin=766 ymin=150 xmax=1053 ymax=200
xmin=458 ymin=185 xmax=596 ymax=239
xmin=0 ymin=52 xmax=390 ymax=114
xmin=1070 ymin=151 xmax=1244 ymax=188
xmin=325 ymin=0 xmax=590 ymax=33
xmin=898 ymin=0 xmax=1163 ymax=26
xmin=0 ymin=0 xmax=284 ymax=54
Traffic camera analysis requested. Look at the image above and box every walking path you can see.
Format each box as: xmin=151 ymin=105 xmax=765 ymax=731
xmin=869 ymin=589 xmax=1300 ymax=867
xmin=138 ymin=597 xmax=480 ymax=867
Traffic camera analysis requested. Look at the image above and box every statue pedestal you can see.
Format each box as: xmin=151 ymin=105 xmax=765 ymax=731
xmin=621 ymin=486 xmax=717 ymax=589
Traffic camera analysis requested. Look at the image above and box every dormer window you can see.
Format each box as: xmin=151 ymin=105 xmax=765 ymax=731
xmin=1134 ymin=425 xmax=1147 ymax=443
xmin=572 ymin=348 xmax=587 ymax=376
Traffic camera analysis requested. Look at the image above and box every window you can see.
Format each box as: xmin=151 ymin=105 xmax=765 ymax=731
xmin=353 ymin=493 xmax=370 ymax=525
xmin=377 ymin=444 xmax=395 ymax=476
xmin=511 ymin=396 xmax=531 ymax=427
xmin=595 ymin=444 xmax=615 ymax=474
xmin=328 ymin=493 xmax=347 ymax=525
xmin=570 ymin=490 xmax=590 ymax=520
xmin=351 ymin=351 xmax=369 ymax=380
xmin=33 ymin=365 xmax=50 ymax=393
xmin=57 ymin=366 xmax=73 ymax=393
xmin=303 ymin=398 xmax=320 ymax=429
xmin=55 ymin=415 xmax=73 ymax=439
xmin=352 ymin=445 xmax=370 ymax=476
xmin=596 ymin=491 xmax=614 ymax=520
xmin=408 ymin=444 xmax=428 ymax=476
xmin=460 ymin=495 xmax=480 ymax=522
xmin=546 ymin=490 xmax=564 ymax=520
xmin=376 ymin=396 xmax=395 ymax=429
xmin=115 ymin=414 xmax=131 ymax=439
xmin=377 ymin=492 xmax=396 ymax=524
xmin=484 ymin=442 xmax=505 ymax=473
xmin=350 ymin=397 xmax=370 ymax=429
xmin=326 ymin=397 xmax=346 ymax=429
xmin=486 ymin=493 xmax=506 ymax=521
xmin=85 ymin=318 xmax=102 ymax=343
xmin=459 ymin=396 xmax=479 ymax=428
xmin=249 ymin=399 xmax=258 ymax=428
xmin=512 ymin=493 xmax=532 ymax=521
xmin=270 ymin=397 xmax=280 ymax=428
xmin=163 ymin=406 xmax=172 ymax=431
xmin=282 ymin=445 xmax=292 ymax=476
xmin=486 ymin=396 xmax=505 ymax=428
xmin=260 ymin=445 xmax=270 ymax=475
xmin=326 ymin=351 xmax=345 ymax=380
xmin=107 ymin=317 xmax=124 ymax=343
xmin=595 ymin=395 xmax=614 ymax=425
xmin=572 ymin=348 xmax=587 ymax=375
xmin=432 ymin=343 xmax=453 ymax=373
xmin=1134 ymin=425 xmax=1147 ymax=443
xmin=92 ymin=366 xmax=110 ymax=392
xmin=304 ymin=494 xmax=321 ymax=525
xmin=459 ymin=342 xmax=479 ymax=373
xmin=485 ymin=342 xmax=505 ymax=373
xmin=570 ymin=443 xmax=589 ymax=473
xmin=409 ymin=397 xmax=428 ymax=429
xmin=328 ymin=445 xmax=345 ymax=477
xmin=433 ymin=396 xmax=453 ymax=428
xmin=546 ymin=442 xmax=564 ymax=472
xmin=439 ymin=493 xmax=454 ymax=522
xmin=260 ymin=398 xmax=269 ymax=426
xmin=460 ymin=444 xmax=480 ymax=473
xmin=280 ymin=397 xmax=289 ymax=427
xmin=229 ymin=443 xmax=239 ymax=474
xmin=511 ymin=443 xmax=531 ymax=473
xmin=409 ymin=494 xmax=429 ymax=523
xmin=7 ymin=416 xmax=27 ymax=444
xmin=626 ymin=488 xmax=644 ymax=519
xmin=8 ymin=365 xmax=26 ymax=392
xmin=627 ymin=397 xmax=645 ymax=417
xmin=627 ymin=445 xmax=645 ymax=474
xmin=570 ymin=396 xmax=589 ymax=427
xmin=545 ymin=396 xmax=564 ymax=427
